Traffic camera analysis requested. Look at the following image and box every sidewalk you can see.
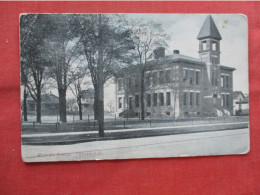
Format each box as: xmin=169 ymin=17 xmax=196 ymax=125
xmin=21 ymin=122 xmax=249 ymax=145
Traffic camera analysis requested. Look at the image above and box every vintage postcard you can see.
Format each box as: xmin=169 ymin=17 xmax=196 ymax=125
xmin=20 ymin=14 xmax=249 ymax=162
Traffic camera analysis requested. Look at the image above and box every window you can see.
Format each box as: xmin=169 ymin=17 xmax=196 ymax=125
xmin=159 ymin=93 xmax=164 ymax=106
xmin=147 ymin=94 xmax=151 ymax=107
xmin=190 ymin=92 xmax=193 ymax=106
xmin=152 ymin=72 xmax=157 ymax=86
xmin=135 ymin=95 xmax=139 ymax=107
xmin=222 ymin=94 xmax=225 ymax=107
xmin=165 ymin=112 xmax=170 ymax=116
xmin=128 ymin=79 xmax=133 ymax=89
xmin=221 ymin=75 xmax=224 ymax=88
xmin=196 ymin=93 xmax=200 ymax=106
xmin=159 ymin=71 xmax=164 ymax=85
xmin=153 ymin=93 xmax=157 ymax=106
xmin=226 ymin=76 xmax=229 ymax=88
xmin=118 ymin=79 xmax=123 ymax=91
xmin=129 ymin=97 xmax=132 ymax=109
xmin=118 ymin=97 xmax=122 ymax=109
xmin=213 ymin=94 xmax=218 ymax=98
xmin=190 ymin=70 xmax=194 ymax=85
xmin=145 ymin=72 xmax=151 ymax=86
xmin=226 ymin=95 xmax=229 ymax=108
xmin=212 ymin=42 xmax=217 ymax=51
xmin=195 ymin=71 xmax=200 ymax=85
xmin=135 ymin=78 xmax=139 ymax=89
xmin=146 ymin=112 xmax=151 ymax=116
xmin=183 ymin=69 xmax=188 ymax=82
xmin=202 ymin=41 xmax=207 ymax=50
xmin=183 ymin=92 xmax=187 ymax=106
xmin=166 ymin=70 xmax=171 ymax=83
xmin=166 ymin=92 xmax=171 ymax=106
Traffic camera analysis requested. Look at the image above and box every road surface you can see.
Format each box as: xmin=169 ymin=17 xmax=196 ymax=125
xmin=22 ymin=128 xmax=249 ymax=162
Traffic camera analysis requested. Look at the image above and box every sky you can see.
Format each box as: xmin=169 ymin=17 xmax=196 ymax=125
xmin=37 ymin=14 xmax=248 ymax=108
xmin=125 ymin=14 xmax=248 ymax=94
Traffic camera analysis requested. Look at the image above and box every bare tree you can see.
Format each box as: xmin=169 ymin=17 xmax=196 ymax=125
xmin=128 ymin=20 xmax=171 ymax=120
xmin=20 ymin=14 xmax=49 ymax=123
xmin=75 ymin=14 xmax=134 ymax=136
xmin=69 ymin=67 xmax=91 ymax=120
xmin=43 ymin=14 xmax=83 ymax=122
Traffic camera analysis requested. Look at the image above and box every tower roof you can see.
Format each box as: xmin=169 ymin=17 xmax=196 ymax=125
xmin=197 ymin=15 xmax=222 ymax=40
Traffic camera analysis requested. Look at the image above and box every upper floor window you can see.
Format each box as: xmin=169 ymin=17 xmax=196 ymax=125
xmin=195 ymin=71 xmax=200 ymax=85
xmin=190 ymin=70 xmax=194 ymax=85
xmin=166 ymin=70 xmax=171 ymax=83
xmin=145 ymin=72 xmax=151 ymax=86
xmin=159 ymin=71 xmax=164 ymax=85
xmin=152 ymin=72 xmax=158 ymax=86
xmin=128 ymin=78 xmax=133 ymax=89
xmin=226 ymin=76 xmax=229 ymax=88
xmin=202 ymin=41 xmax=207 ymax=50
xmin=212 ymin=42 xmax=217 ymax=51
xmin=221 ymin=75 xmax=224 ymax=88
xmin=183 ymin=69 xmax=188 ymax=82
xmin=118 ymin=79 xmax=123 ymax=91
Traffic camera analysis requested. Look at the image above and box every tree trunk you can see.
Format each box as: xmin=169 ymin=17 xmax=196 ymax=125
xmin=140 ymin=71 xmax=145 ymax=120
xmin=36 ymin=92 xmax=41 ymax=123
xmin=58 ymin=89 xmax=67 ymax=122
xmin=97 ymin=84 xmax=104 ymax=137
xmin=78 ymin=98 xmax=82 ymax=120
xmin=93 ymin=88 xmax=99 ymax=120
xmin=23 ymin=87 xmax=28 ymax=121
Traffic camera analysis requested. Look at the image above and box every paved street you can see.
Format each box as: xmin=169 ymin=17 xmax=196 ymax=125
xmin=22 ymin=128 xmax=249 ymax=162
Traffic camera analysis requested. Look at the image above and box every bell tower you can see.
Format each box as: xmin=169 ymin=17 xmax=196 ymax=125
xmin=198 ymin=15 xmax=222 ymax=86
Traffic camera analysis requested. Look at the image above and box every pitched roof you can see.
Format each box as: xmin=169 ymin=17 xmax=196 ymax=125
xmin=197 ymin=15 xmax=222 ymax=40
xmin=233 ymin=91 xmax=245 ymax=99
xmin=81 ymin=88 xmax=94 ymax=99
xmin=27 ymin=93 xmax=59 ymax=103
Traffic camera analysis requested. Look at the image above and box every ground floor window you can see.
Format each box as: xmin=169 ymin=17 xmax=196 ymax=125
xmin=135 ymin=95 xmax=139 ymax=107
xmin=118 ymin=97 xmax=122 ymax=109
xmin=166 ymin=92 xmax=171 ymax=106
xmin=147 ymin=94 xmax=151 ymax=107
xmin=196 ymin=93 xmax=200 ymax=106
xmin=153 ymin=93 xmax=157 ymax=106
xmin=183 ymin=92 xmax=187 ymax=106
xmin=159 ymin=93 xmax=164 ymax=106
xmin=129 ymin=97 xmax=132 ymax=109
xmin=190 ymin=92 xmax=193 ymax=106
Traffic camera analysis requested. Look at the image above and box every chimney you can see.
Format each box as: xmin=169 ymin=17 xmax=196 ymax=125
xmin=154 ymin=47 xmax=165 ymax=59
xmin=173 ymin=50 xmax=180 ymax=54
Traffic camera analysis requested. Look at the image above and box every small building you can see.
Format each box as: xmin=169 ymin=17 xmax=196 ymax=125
xmin=235 ymin=94 xmax=249 ymax=116
xmin=26 ymin=93 xmax=59 ymax=115
xmin=115 ymin=15 xmax=235 ymax=118
xmin=232 ymin=91 xmax=245 ymax=115
xmin=81 ymin=88 xmax=94 ymax=114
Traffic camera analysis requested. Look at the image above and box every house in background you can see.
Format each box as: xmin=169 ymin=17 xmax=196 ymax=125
xmin=81 ymin=88 xmax=94 ymax=114
xmin=115 ymin=15 xmax=235 ymax=118
xmin=232 ymin=91 xmax=249 ymax=115
xmin=26 ymin=93 xmax=59 ymax=115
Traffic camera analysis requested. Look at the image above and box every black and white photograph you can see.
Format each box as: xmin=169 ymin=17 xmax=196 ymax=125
xmin=20 ymin=14 xmax=249 ymax=162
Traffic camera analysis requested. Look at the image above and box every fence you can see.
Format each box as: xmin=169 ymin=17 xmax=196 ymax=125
xmin=22 ymin=115 xmax=249 ymax=134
